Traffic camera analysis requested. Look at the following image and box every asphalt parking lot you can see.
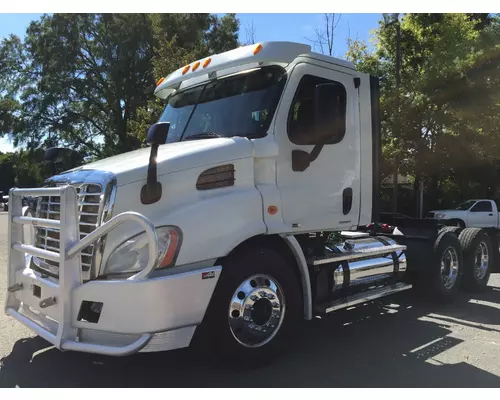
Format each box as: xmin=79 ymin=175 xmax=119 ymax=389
xmin=1 ymin=211 xmax=500 ymax=387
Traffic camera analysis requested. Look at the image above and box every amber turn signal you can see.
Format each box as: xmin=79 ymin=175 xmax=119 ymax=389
xmin=253 ymin=43 xmax=263 ymax=55
xmin=203 ymin=58 xmax=211 ymax=68
xmin=267 ymin=205 xmax=278 ymax=215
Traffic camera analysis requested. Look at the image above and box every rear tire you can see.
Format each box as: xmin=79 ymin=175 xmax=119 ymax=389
xmin=413 ymin=232 xmax=463 ymax=303
xmin=459 ymin=228 xmax=492 ymax=292
xmin=196 ymin=244 xmax=302 ymax=368
xmin=439 ymin=226 xmax=462 ymax=236
xmin=487 ymin=231 xmax=500 ymax=273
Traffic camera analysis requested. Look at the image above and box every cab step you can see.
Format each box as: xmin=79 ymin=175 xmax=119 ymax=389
xmin=317 ymin=282 xmax=412 ymax=314
xmin=308 ymin=244 xmax=406 ymax=266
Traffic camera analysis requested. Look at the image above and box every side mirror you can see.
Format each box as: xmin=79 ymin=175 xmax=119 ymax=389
xmin=313 ymin=83 xmax=345 ymax=144
xmin=291 ymin=83 xmax=345 ymax=172
xmin=146 ymin=121 xmax=170 ymax=145
xmin=141 ymin=122 xmax=170 ymax=205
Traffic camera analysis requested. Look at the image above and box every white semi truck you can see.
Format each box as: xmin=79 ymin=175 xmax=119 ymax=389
xmin=5 ymin=42 xmax=499 ymax=366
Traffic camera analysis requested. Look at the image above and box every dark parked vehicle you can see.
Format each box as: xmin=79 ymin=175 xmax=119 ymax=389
xmin=363 ymin=212 xmax=414 ymax=233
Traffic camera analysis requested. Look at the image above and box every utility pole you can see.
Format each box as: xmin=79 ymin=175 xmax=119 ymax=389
xmin=419 ymin=179 xmax=424 ymax=218
xmin=383 ymin=13 xmax=401 ymax=213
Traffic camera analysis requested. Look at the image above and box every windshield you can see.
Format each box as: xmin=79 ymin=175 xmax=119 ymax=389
xmin=158 ymin=66 xmax=286 ymax=143
xmin=456 ymin=200 xmax=476 ymax=210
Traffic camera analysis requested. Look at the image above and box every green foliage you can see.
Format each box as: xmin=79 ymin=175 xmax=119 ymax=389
xmin=129 ymin=13 xmax=239 ymax=144
xmin=0 ymin=13 xmax=240 ymax=185
xmin=0 ymin=13 xmax=240 ymax=159
xmin=346 ymin=13 xmax=500 ymax=212
xmin=0 ymin=152 xmax=16 ymax=194
xmin=0 ymin=149 xmax=58 ymax=191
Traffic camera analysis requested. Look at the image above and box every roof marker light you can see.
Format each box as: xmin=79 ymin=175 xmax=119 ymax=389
xmin=182 ymin=65 xmax=190 ymax=75
xmin=192 ymin=61 xmax=201 ymax=71
xmin=203 ymin=58 xmax=211 ymax=68
xmin=253 ymin=43 xmax=263 ymax=55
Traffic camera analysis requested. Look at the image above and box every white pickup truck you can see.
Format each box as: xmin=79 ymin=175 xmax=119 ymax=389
xmin=428 ymin=199 xmax=500 ymax=228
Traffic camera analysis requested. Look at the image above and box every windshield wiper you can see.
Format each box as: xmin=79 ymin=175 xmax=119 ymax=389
xmin=183 ymin=132 xmax=222 ymax=141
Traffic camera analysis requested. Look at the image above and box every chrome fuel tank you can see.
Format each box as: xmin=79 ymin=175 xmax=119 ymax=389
xmin=328 ymin=236 xmax=407 ymax=290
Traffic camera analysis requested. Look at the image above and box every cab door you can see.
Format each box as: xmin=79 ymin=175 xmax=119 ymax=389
xmin=468 ymin=200 xmax=497 ymax=227
xmin=274 ymin=62 xmax=360 ymax=232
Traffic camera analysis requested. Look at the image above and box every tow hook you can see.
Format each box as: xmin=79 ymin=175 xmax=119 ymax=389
xmin=40 ymin=296 xmax=57 ymax=308
xmin=7 ymin=283 xmax=23 ymax=293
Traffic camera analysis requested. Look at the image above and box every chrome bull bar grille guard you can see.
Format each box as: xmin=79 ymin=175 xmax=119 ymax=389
xmin=5 ymin=185 xmax=160 ymax=356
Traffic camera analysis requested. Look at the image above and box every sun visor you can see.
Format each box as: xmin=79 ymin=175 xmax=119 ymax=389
xmin=154 ymin=42 xmax=311 ymax=99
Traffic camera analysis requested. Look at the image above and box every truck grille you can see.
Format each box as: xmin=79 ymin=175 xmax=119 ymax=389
xmin=33 ymin=182 xmax=107 ymax=280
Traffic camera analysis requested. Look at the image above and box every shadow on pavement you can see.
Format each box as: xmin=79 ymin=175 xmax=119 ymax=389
xmin=2 ymin=287 xmax=500 ymax=388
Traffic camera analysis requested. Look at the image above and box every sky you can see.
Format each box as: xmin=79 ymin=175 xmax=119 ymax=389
xmin=0 ymin=13 xmax=381 ymax=153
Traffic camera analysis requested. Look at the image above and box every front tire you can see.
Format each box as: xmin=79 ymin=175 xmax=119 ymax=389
xmin=459 ymin=228 xmax=492 ymax=292
xmin=198 ymin=244 xmax=302 ymax=367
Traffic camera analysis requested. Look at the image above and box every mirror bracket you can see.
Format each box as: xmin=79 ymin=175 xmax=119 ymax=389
xmin=292 ymin=144 xmax=324 ymax=172
xmin=140 ymin=122 xmax=170 ymax=205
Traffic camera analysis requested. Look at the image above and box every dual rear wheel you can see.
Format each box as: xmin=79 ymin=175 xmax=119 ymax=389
xmin=459 ymin=228 xmax=493 ymax=292
xmin=415 ymin=228 xmax=493 ymax=301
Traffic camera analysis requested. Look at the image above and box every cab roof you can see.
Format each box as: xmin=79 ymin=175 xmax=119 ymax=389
xmin=154 ymin=41 xmax=355 ymax=99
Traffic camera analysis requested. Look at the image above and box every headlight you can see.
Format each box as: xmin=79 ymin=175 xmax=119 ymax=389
xmin=103 ymin=226 xmax=182 ymax=276
xmin=434 ymin=213 xmax=446 ymax=219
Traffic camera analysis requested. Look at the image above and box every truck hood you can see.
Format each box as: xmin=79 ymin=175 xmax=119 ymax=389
xmin=71 ymin=137 xmax=255 ymax=186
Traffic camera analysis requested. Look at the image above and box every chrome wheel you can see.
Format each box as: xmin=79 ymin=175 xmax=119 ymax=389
xmin=474 ymin=241 xmax=489 ymax=280
xmin=440 ymin=246 xmax=459 ymax=290
xmin=228 ymin=274 xmax=285 ymax=348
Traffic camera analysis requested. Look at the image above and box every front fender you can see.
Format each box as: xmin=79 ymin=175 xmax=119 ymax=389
xmin=449 ymin=213 xmax=467 ymax=225
xmin=100 ymin=157 xmax=267 ymax=272
xmin=160 ymin=187 xmax=267 ymax=265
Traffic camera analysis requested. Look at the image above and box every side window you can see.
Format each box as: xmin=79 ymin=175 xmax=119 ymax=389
xmin=471 ymin=201 xmax=492 ymax=212
xmin=287 ymin=74 xmax=347 ymax=146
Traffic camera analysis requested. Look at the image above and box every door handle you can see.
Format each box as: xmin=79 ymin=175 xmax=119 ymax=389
xmin=489 ymin=213 xmax=493 ymax=216
xmin=343 ymin=188 xmax=353 ymax=215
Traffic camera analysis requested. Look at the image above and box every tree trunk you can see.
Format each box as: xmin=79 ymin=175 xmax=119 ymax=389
xmin=392 ymin=168 xmax=398 ymax=212
xmin=392 ymin=23 xmax=401 ymax=213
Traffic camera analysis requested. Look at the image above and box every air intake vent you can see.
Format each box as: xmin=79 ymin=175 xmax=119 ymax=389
xmin=196 ymin=164 xmax=235 ymax=190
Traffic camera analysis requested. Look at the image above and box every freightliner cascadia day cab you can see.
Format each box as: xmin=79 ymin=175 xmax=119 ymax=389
xmin=5 ymin=42 xmax=499 ymax=366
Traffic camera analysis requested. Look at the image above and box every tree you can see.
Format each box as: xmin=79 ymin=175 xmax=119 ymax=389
xmin=129 ymin=13 xmax=240 ymax=144
xmin=306 ymin=13 xmax=342 ymax=56
xmin=346 ymin=13 xmax=500 ymax=213
xmin=0 ymin=13 xmax=240 ymax=160
xmin=244 ymin=20 xmax=257 ymax=45
xmin=0 ymin=35 xmax=25 ymax=139
xmin=0 ymin=152 xmax=16 ymax=194
xmin=382 ymin=14 xmax=401 ymax=212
